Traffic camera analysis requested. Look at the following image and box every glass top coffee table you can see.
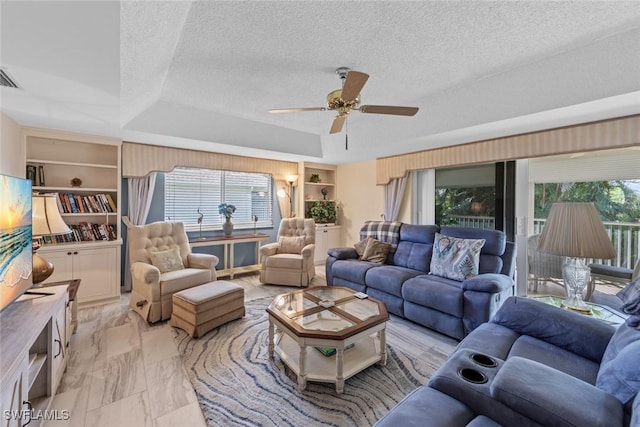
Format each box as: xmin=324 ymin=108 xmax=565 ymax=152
xmin=266 ymin=286 xmax=389 ymax=394
xmin=530 ymin=295 xmax=628 ymax=326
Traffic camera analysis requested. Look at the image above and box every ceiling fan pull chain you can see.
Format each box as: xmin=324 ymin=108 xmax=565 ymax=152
xmin=345 ymin=121 xmax=349 ymax=150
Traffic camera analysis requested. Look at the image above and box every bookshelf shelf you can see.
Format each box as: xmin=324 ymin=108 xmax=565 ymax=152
xmin=26 ymin=158 xmax=118 ymax=169
xmin=34 ymin=186 xmax=118 ymax=193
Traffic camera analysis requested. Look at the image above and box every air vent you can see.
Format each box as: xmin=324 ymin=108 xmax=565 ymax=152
xmin=0 ymin=68 xmax=20 ymax=89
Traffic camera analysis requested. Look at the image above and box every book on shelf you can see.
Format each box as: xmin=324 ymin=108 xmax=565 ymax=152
xmin=52 ymin=192 xmax=115 ymax=214
xmin=314 ymin=343 xmax=355 ymax=357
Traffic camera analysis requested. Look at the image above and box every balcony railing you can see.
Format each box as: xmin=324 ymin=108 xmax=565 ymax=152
xmin=448 ymin=215 xmax=639 ymax=269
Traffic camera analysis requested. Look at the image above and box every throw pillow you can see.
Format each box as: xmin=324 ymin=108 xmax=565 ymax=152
xmin=430 ymin=233 xmax=486 ymax=281
xmin=278 ymin=236 xmax=306 ymax=254
xmin=362 ymin=238 xmax=392 ymax=264
xmin=354 ymin=238 xmax=372 ymax=259
xmin=148 ymin=247 xmax=185 ymax=273
xmin=596 ymin=340 xmax=640 ymax=404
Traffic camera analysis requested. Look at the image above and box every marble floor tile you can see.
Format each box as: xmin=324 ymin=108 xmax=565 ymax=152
xmin=153 ymin=401 xmax=207 ymax=427
xmin=93 ymin=322 xmax=141 ymax=370
xmin=85 ymin=391 xmax=152 ymax=427
xmin=87 ymin=349 xmax=147 ymax=411
xmin=141 ymin=326 xmax=180 ymax=365
xmin=43 ymin=385 xmax=90 ymax=427
xmin=145 ymin=355 xmax=197 ymax=418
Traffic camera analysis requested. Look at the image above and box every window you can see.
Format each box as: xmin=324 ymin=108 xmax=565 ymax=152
xmin=165 ymin=167 xmax=273 ymax=231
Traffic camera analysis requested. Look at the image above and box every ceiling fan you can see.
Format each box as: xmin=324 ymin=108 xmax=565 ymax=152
xmin=268 ymin=67 xmax=419 ymax=135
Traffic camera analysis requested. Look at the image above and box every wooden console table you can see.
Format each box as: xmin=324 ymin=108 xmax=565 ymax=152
xmin=39 ymin=279 xmax=81 ymax=334
xmin=189 ymin=233 xmax=269 ymax=279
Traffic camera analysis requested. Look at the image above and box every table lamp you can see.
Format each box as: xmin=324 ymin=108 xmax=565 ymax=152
xmin=32 ymin=194 xmax=71 ymax=285
xmin=537 ymin=202 xmax=615 ymax=312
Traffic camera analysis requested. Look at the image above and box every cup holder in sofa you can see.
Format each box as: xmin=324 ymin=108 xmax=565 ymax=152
xmin=469 ymin=353 xmax=498 ymax=368
xmin=457 ymin=368 xmax=488 ymax=384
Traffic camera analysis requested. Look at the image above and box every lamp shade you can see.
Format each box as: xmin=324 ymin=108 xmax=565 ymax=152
xmin=32 ymin=195 xmax=71 ymax=236
xmin=537 ymin=202 xmax=615 ymax=259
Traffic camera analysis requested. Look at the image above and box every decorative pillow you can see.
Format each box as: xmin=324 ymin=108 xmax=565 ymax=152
xmin=278 ymin=236 xmax=306 ymax=254
xmin=148 ymin=247 xmax=184 ymax=273
xmin=430 ymin=233 xmax=486 ymax=281
xmin=596 ymin=340 xmax=640 ymax=404
xmin=617 ymin=277 xmax=640 ymax=314
xmin=354 ymin=238 xmax=372 ymax=259
xmin=362 ymin=238 xmax=392 ymax=264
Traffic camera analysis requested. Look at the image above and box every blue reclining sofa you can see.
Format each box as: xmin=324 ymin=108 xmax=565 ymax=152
xmin=326 ymin=222 xmax=516 ymax=340
xmin=374 ymin=296 xmax=640 ymax=427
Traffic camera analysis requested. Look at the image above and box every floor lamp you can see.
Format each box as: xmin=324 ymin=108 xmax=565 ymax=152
xmin=32 ymin=194 xmax=71 ymax=285
xmin=537 ymin=202 xmax=616 ymax=312
xmin=277 ymin=174 xmax=299 ymax=218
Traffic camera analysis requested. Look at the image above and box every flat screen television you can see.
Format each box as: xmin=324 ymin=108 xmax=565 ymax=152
xmin=0 ymin=173 xmax=33 ymax=312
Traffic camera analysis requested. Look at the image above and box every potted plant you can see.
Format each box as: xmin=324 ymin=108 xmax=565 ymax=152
xmin=307 ymin=201 xmax=336 ymax=224
xmin=309 ymin=173 xmax=321 ymax=183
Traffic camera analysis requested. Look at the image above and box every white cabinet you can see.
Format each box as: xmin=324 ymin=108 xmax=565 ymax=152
xmin=39 ymin=245 xmax=119 ymax=305
xmin=0 ymin=357 xmax=28 ymax=427
xmin=315 ymin=225 xmax=342 ymax=264
xmin=0 ymin=287 xmax=69 ymax=427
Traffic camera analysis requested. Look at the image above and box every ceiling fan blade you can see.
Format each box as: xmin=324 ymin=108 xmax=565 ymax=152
xmin=359 ymin=105 xmax=419 ymax=116
xmin=340 ymin=71 xmax=369 ymax=102
xmin=268 ymin=107 xmax=326 ymax=113
xmin=330 ymin=116 xmax=347 ymax=134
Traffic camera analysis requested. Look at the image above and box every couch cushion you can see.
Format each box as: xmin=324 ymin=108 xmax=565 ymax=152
xmin=365 ymin=265 xmax=423 ymax=297
xmin=160 ymin=268 xmax=212 ymax=295
xmin=402 ymin=275 xmax=464 ymax=317
xmin=263 ymin=253 xmax=304 ymax=269
xmin=430 ymin=233 xmax=485 ymax=281
xmin=149 ymin=247 xmax=185 ymax=273
xmin=509 ymin=335 xmax=600 ymax=384
xmin=597 ymin=325 xmax=640 ymax=404
xmin=332 ymin=259 xmax=377 ymax=285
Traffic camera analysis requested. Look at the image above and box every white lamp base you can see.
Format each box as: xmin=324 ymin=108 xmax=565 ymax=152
xmin=562 ymin=257 xmax=592 ymax=313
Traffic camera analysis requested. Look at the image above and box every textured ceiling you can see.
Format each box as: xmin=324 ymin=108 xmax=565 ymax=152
xmin=2 ymin=1 xmax=640 ymax=164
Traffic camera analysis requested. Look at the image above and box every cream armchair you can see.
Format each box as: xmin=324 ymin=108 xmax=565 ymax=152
xmin=128 ymin=221 xmax=219 ymax=322
xmin=259 ymin=218 xmax=316 ymax=287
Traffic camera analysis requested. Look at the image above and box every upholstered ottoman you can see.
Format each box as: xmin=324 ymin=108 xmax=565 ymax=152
xmin=170 ymin=281 xmax=245 ymax=338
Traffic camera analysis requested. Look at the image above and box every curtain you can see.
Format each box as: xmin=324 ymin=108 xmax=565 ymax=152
xmin=123 ymin=173 xmax=157 ymax=292
xmin=383 ymin=175 xmax=407 ymax=221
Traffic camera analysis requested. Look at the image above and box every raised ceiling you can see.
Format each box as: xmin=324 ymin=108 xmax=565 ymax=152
xmin=1 ymin=1 xmax=639 ymax=164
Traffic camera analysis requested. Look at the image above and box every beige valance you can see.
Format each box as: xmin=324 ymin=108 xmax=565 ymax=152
xmin=376 ymin=115 xmax=640 ymax=185
xmin=122 ymin=142 xmax=298 ymax=179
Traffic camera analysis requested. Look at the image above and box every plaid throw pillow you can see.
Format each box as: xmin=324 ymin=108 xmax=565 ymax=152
xmin=359 ymin=221 xmax=402 ymax=252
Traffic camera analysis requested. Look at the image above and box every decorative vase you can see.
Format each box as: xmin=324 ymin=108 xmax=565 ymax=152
xmin=222 ymin=217 xmax=234 ymax=236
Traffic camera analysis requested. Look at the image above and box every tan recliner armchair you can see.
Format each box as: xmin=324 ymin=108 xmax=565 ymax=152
xmin=259 ymin=218 xmax=316 ymax=287
xmin=128 ymin=221 xmax=219 ymax=322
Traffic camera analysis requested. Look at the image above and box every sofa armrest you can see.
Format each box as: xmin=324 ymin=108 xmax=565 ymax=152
xmin=491 ymin=297 xmax=616 ymax=362
xmin=301 ymin=243 xmax=315 ymax=259
xmin=260 ymin=242 xmax=280 ymax=257
xmin=187 ymin=253 xmax=219 ymax=270
xmin=491 ymin=357 xmax=623 ymax=427
xmin=462 ymin=273 xmax=513 ymax=293
xmin=131 ymin=261 xmax=160 ymax=285
xmin=327 ymin=247 xmax=358 ymax=260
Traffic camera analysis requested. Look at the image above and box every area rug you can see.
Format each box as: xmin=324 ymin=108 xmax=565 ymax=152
xmin=172 ymin=296 xmax=439 ymax=427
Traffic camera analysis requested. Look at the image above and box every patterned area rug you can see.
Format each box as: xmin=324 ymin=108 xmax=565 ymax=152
xmin=172 ymin=296 xmax=437 ymax=427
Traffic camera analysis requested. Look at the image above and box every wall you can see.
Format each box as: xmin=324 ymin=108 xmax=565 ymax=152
xmin=0 ymin=112 xmax=23 ymax=177
xmin=336 ymin=160 xmax=384 ymax=246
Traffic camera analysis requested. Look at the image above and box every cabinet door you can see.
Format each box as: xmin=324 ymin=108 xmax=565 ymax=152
xmin=314 ymin=229 xmax=329 ymax=264
xmin=51 ymin=298 xmax=68 ymax=394
xmin=40 ymin=250 xmax=74 ymax=284
xmin=75 ymin=246 xmax=119 ymax=304
xmin=326 ymin=227 xmax=342 ymax=249
xmin=0 ymin=357 xmax=28 ymax=427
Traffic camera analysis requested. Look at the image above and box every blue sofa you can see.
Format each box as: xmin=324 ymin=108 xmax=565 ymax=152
xmin=375 ymin=296 xmax=640 ymax=427
xmin=326 ymin=223 xmax=516 ymax=339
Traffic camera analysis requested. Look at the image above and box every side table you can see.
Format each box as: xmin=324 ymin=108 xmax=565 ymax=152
xmin=530 ymin=294 xmax=627 ymax=326
xmin=38 ymin=279 xmax=81 ymax=333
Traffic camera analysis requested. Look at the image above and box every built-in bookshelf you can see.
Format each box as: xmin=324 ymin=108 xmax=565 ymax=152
xmin=300 ymin=162 xmax=338 ymax=222
xmin=24 ymin=127 xmax=122 ymax=305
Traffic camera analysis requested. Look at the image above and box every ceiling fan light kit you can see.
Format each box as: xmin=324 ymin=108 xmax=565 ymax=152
xmin=268 ymin=67 xmax=419 ymax=136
